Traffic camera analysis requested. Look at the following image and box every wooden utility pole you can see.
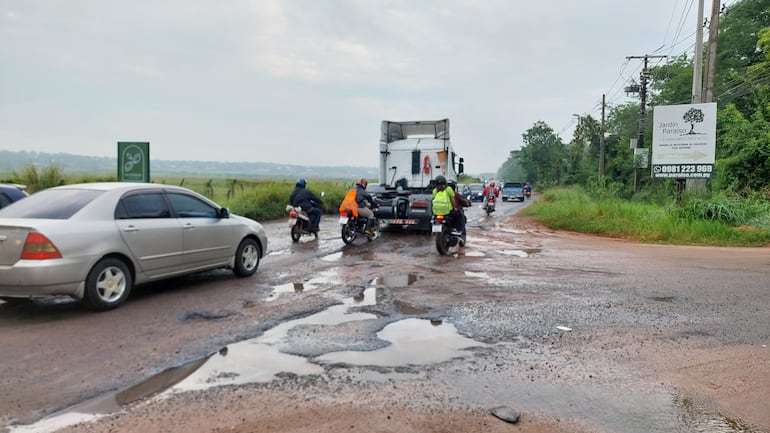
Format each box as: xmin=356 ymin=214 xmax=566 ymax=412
xmin=626 ymin=55 xmax=667 ymax=192
xmin=599 ymin=94 xmax=606 ymax=180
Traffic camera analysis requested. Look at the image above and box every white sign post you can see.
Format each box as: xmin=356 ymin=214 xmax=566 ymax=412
xmin=651 ymin=103 xmax=716 ymax=179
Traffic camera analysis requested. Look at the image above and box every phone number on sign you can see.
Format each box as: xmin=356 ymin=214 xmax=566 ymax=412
xmin=652 ymin=164 xmax=713 ymax=178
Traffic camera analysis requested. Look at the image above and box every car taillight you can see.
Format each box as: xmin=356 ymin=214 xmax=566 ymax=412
xmin=411 ymin=201 xmax=429 ymax=208
xmin=21 ymin=232 xmax=62 ymax=260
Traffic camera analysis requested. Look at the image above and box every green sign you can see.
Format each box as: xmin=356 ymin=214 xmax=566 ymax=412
xmin=117 ymin=142 xmax=150 ymax=182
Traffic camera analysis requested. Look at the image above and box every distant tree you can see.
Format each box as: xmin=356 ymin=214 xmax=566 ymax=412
xmin=515 ymin=121 xmax=568 ymax=187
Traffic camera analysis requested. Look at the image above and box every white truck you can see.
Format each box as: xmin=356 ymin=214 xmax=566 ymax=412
xmin=371 ymin=119 xmax=464 ymax=232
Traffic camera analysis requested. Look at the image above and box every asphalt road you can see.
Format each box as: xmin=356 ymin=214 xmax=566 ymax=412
xmin=1 ymin=196 xmax=768 ymax=433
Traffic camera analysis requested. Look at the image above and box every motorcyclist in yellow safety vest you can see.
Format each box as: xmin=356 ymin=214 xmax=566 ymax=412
xmin=431 ymin=175 xmax=462 ymax=236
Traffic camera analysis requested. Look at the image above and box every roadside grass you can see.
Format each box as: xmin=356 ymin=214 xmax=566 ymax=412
xmin=521 ymin=187 xmax=770 ymax=247
xmin=154 ymin=177 xmax=356 ymax=221
xmin=3 ymin=166 xmax=359 ymax=222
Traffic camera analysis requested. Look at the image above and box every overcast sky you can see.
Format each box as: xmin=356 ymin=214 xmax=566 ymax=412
xmin=0 ymin=1 xmax=706 ymax=175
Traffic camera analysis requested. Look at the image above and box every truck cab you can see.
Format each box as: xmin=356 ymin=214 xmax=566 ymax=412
xmin=371 ymin=119 xmax=464 ymax=232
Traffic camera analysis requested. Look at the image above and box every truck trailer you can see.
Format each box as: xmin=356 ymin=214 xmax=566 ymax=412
xmin=371 ymin=119 xmax=464 ymax=232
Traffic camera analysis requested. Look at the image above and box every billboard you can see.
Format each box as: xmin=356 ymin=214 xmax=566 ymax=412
xmin=651 ymin=103 xmax=716 ymax=179
xmin=117 ymin=142 xmax=150 ymax=182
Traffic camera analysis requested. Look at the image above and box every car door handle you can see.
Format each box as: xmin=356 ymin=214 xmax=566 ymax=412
xmin=183 ymin=223 xmax=196 ymax=230
xmin=123 ymin=226 xmax=139 ymax=232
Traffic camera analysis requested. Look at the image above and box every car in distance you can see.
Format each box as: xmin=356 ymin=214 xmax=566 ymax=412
xmin=468 ymin=183 xmax=484 ymax=201
xmin=455 ymin=183 xmax=472 ymax=202
xmin=0 ymin=182 xmax=267 ymax=311
xmin=502 ymin=182 xmax=525 ymax=202
xmin=0 ymin=183 xmax=29 ymax=209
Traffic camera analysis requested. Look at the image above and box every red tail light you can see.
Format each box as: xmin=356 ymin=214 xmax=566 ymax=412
xmin=289 ymin=211 xmax=298 ymax=218
xmin=21 ymin=232 xmax=62 ymax=260
xmin=411 ymin=201 xmax=429 ymax=208
xmin=434 ymin=215 xmax=445 ymax=223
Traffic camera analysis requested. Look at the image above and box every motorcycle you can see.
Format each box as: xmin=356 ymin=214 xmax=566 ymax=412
xmin=525 ymin=189 xmax=532 ymax=199
xmin=484 ymin=194 xmax=496 ymax=216
xmin=286 ymin=205 xmax=318 ymax=242
xmin=432 ymin=212 xmax=466 ymax=255
xmin=339 ymin=210 xmax=380 ymax=245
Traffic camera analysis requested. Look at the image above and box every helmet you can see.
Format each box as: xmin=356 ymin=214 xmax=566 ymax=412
xmin=356 ymin=178 xmax=368 ymax=189
xmin=296 ymin=178 xmax=307 ymax=187
xmin=435 ymin=175 xmax=447 ymax=186
xmin=489 ymin=181 xmax=495 ymax=187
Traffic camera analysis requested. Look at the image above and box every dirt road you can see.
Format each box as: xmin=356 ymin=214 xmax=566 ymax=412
xmin=1 ymin=201 xmax=768 ymax=433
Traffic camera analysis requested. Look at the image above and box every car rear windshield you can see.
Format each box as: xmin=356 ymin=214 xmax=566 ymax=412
xmin=0 ymin=188 xmax=103 ymax=219
xmin=504 ymin=182 xmax=523 ymax=188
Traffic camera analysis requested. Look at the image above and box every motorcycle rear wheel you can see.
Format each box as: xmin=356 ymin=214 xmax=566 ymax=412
xmin=290 ymin=223 xmax=302 ymax=242
xmin=341 ymin=220 xmax=357 ymax=245
xmin=435 ymin=229 xmax=451 ymax=255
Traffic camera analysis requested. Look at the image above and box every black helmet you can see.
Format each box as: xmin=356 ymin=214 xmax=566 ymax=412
xmin=435 ymin=175 xmax=447 ymax=186
xmin=296 ymin=178 xmax=307 ymax=187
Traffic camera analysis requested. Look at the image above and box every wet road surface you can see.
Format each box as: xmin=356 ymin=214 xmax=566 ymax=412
xmin=1 ymin=198 xmax=769 ymax=433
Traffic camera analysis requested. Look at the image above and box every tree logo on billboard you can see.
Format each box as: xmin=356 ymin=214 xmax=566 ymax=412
xmin=683 ymin=108 xmax=705 ymax=135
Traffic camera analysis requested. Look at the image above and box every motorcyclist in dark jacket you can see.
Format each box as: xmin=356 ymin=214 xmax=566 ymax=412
xmin=289 ymin=178 xmax=322 ymax=232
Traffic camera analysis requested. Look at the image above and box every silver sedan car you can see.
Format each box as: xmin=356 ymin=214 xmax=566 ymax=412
xmin=0 ymin=182 xmax=267 ymax=311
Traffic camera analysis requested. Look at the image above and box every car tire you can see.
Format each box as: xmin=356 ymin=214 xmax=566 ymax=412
xmin=233 ymin=238 xmax=261 ymax=277
xmin=83 ymin=258 xmax=132 ymax=311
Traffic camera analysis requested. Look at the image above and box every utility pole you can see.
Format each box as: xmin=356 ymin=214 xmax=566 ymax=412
xmin=692 ymin=0 xmax=705 ymax=104
xmin=626 ymin=55 xmax=667 ymax=192
xmin=703 ymin=0 xmax=721 ymax=103
xmin=599 ymin=94 xmax=606 ymax=180
xmin=689 ymin=0 xmax=720 ymax=192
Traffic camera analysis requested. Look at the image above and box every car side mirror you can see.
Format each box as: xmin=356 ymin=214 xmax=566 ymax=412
xmin=219 ymin=207 xmax=230 ymax=218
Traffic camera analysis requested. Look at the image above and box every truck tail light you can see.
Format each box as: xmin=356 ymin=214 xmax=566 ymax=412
xmin=411 ymin=201 xmax=429 ymax=208
xmin=21 ymin=232 xmax=62 ymax=260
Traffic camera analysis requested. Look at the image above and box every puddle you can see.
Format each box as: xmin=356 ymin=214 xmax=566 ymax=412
xmin=501 ymin=249 xmax=529 ymax=257
xmin=316 ymin=318 xmax=486 ymax=366
xmin=266 ymin=268 xmax=339 ymax=301
xmin=8 ymin=355 xmax=212 ymax=433
xmin=321 ymin=251 xmax=343 ymax=261
xmin=395 ymin=300 xmax=428 ymax=315
xmin=463 ymin=250 xmax=486 ymax=257
xmin=465 ymin=271 xmax=490 ymax=279
xmin=11 ymin=285 xmax=488 ymax=432
xmin=267 ymin=249 xmax=291 ymax=256
xmin=374 ymin=273 xmax=420 ymax=287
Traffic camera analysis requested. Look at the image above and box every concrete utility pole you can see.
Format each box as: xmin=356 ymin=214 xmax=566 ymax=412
xmin=686 ymin=0 xmax=706 ymax=193
xmin=690 ymin=0 xmax=720 ymax=191
xmin=692 ymin=0 xmax=705 ymax=104
xmin=703 ymin=0 xmax=721 ymax=103
xmin=626 ymin=55 xmax=667 ymax=192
